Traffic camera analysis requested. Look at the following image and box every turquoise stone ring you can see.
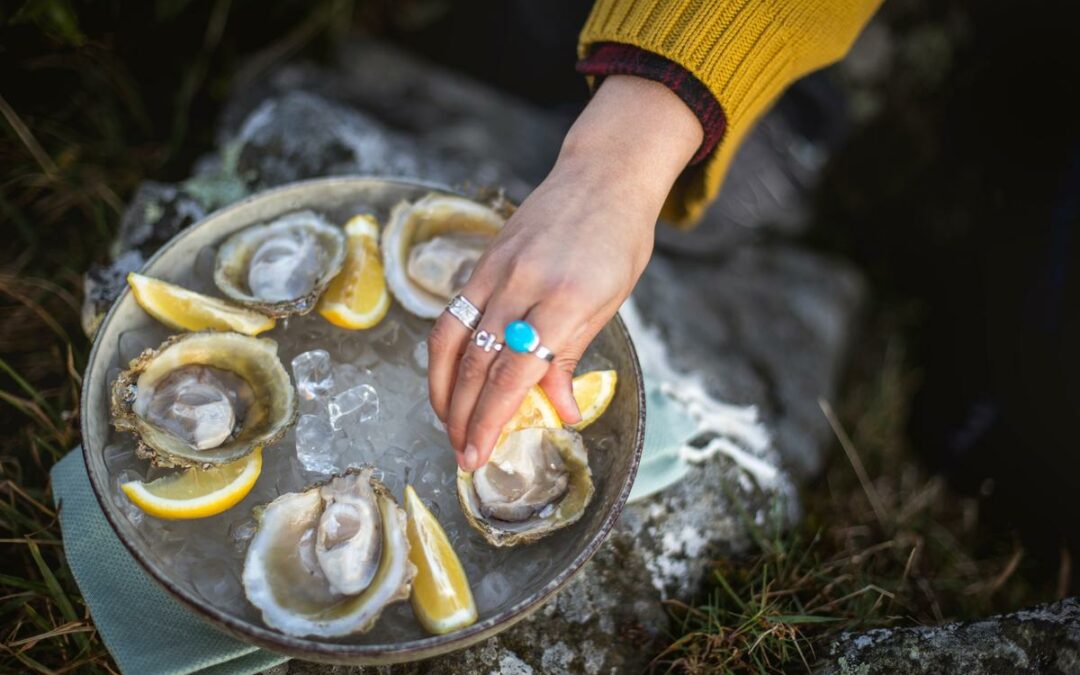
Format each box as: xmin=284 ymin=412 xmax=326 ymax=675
xmin=505 ymin=321 xmax=540 ymax=353
xmin=504 ymin=320 xmax=555 ymax=361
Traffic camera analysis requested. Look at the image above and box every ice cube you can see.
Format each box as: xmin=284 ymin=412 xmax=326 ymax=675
xmin=335 ymin=333 xmax=379 ymax=368
xmin=405 ymin=399 xmax=445 ymax=447
xmin=331 ymin=363 xmax=365 ymax=392
xmin=412 ymin=341 xmax=429 ymax=372
xmin=372 ymin=319 xmax=401 ymax=348
xmin=291 ymin=350 xmax=334 ymax=401
xmin=103 ymin=440 xmax=137 ymax=473
xmin=229 ymin=517 xmax=258 ymax=554
xmin=113 ymin=471 xmax=145 ymax=527
xmin=192 ymin=558 xmax=244 ymax=610
xmin=475 ymin=570 xmax=513 ymax=610
xmin=337 ymin=436 xmax=375 ymax=469
xmin=420 ymin=462 xmax=443 ymax=489
xmin=328 ymin=385 xmax=379 ymax=430
xmin=295 ymin=414 xmax=336 ymax=474
xmin=274 ymin=455 xmax=306 ymax=495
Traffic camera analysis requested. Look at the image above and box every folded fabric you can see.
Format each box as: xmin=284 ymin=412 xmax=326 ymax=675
xmin=51 ymin=450 xmax=288 ymax=675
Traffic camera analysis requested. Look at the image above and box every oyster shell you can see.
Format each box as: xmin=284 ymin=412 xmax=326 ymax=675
xmin=214 ymin=211 xmax=347 ymax=317
xmin=110 ymin=331 xmax=296 ymax=468
xmin=242 ymin=468 xmax=416 ymax=638
xmin=457 ymin=427 xmax=594 ymax=547
xmin=382 ymin=194 xmax=505 ymax=318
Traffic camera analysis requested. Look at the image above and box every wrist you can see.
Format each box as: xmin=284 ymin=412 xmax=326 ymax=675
xmin=557 ymin=75 xmax=703 ymax=205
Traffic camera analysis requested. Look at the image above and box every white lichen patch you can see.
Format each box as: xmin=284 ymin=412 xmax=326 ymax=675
xmin=540 ymin=641 xmax=575 ymax=673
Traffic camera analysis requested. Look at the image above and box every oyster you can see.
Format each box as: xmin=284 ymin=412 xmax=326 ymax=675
xmin=242 ymin=468 xmax=416 ymax=638
xmin=214 ymin=211 xmax=347 ymax=317
xmin=110 ymin=331 xmax=296 ymax=468
xmin=382 ymin=194 xmax=505 ymax=318
xmin=457 ymin=427 xmax=594 ymax=547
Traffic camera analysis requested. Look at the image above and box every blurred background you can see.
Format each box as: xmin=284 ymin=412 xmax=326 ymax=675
xmin=2 ymin=0 xmax=1078 ymax=671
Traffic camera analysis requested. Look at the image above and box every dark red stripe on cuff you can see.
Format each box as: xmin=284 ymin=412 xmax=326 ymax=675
xmin=576 ymin=42 xmax=727 ymax=165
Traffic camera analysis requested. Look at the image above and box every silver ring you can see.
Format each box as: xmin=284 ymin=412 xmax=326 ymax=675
xmin=533 ymin=345 xmax=556 ymax=362
xmin=447 ymin=295 xmax=482 ymax=331
xmin=472 ymin=330 xmax=503 ymax=353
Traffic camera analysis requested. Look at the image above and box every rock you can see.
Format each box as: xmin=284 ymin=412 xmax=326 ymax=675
xmin=634 ymin=249 xmax=865 ymax=480
xmin=81 ymin=182 xmax=208 ymax=336
xmin=231 ymin=92 xmax=441 ymax=191
xmin=655 ymin=107 xmax=834 ymax=257
xmin=221 ymin=41 xmax=570 ymax=201
xmin=81 ymin=250 xmax=145 ymax=337
xmin=818 ymin=598 xmax=1080 ymax=674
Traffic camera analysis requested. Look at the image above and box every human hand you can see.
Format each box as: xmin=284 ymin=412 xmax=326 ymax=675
xmin=427 ymin=75 xmax=703 ymax=471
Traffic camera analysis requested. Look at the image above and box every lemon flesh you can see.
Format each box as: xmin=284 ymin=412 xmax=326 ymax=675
xmin=127 ymin=273 xmax=276 ymax=335
xmin=495 ymin=386 xmax=563 ymax=447
xmin=405 ymin=484 xmax=477 ymax=634
xmin=120 ymin=448 xmax=262 ymax=520
xmin=570 ymin=370 xmax=618 ymax=430
xmin=318 ymin=214 xmax=390 ymax=330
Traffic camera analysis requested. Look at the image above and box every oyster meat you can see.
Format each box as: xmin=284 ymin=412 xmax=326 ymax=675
xmin=110 ymin=331 xmax=296 ymax=468
xmin=382 ymin=194 xmax=505 ymax=318
xmin=214 ymin=211 xmax=347 ymax=317
xmin=242 ymin=468 xmax=416 ymax=638
xmin=458 ymin=427 xmax=594 ymax=547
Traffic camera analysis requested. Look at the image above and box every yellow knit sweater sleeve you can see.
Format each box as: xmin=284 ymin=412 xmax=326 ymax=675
xmin=579 ymin=0 xmax=882 ymax=226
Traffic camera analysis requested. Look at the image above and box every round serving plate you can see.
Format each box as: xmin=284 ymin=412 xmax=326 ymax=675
xmin=80 ymin=176 xmax=645 ymax=664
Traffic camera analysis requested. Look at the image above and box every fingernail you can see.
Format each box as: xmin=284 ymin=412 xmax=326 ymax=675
xmin=455 ymin=450 xmax=467 ymax=471
xmin=464 ymin=444 xmax=478 ymax=471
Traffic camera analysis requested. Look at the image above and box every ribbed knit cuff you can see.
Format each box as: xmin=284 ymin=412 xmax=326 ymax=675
xmin=578 ymin=0 xmax=796 ymax=137
xmin=576 ymin=43 xmax=727 ymax=165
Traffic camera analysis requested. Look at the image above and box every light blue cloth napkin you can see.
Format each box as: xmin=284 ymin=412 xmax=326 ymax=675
xmin=51 ymin=450 xmax=288 ymax=675
xmin=51 ymin=382 xmax=694 ymax=674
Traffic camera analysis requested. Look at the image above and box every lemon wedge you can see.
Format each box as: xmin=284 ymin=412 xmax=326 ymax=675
xmin=120 ymin=448 xmax=262 ymax=520
xmin=405 ymin=484 xmax=477 ymax=634
xmin=499 ymin=385 xmax=562 ymax=445
xmin=318 ymin=214 xmax=390 ymax=330
xmin=570 ymin=370 xmax=618 ymax=430
xmin=127 ymin=272 xmax=275 ymax=335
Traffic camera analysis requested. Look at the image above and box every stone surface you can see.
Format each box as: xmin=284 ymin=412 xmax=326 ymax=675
xmin=81 ymin=182 xmax=208 ymax=336
xmin=634 ymin=249 xmax=865 ymax=480
xmin=819 ymin=598 xmax=1080 ymax=675
xmin=84 ymin=38 xmax=867 ymax=672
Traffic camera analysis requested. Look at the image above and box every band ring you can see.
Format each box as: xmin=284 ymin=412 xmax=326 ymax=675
xmin=446 ymin=294 xmax=482 ymax=332
xmin=505 ymin=320 xmax=555 ymax=362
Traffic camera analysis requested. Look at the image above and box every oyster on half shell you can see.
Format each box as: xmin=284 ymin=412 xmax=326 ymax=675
xmin=457 ymin=427 xmax=594 ymax=547
xmin=242 ymin=468 xmax=416 ymax=638
xmin=110 ymin=331 xmax=296 ymax=468
xmin=214 ymin=211 xmax=347 ymax=317
xmin=382 ymin=194 xmax=505 ymax=319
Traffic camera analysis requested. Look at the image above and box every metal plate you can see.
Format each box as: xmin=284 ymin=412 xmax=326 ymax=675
xmin=80 ymin=176 xmax=645 ymax=664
